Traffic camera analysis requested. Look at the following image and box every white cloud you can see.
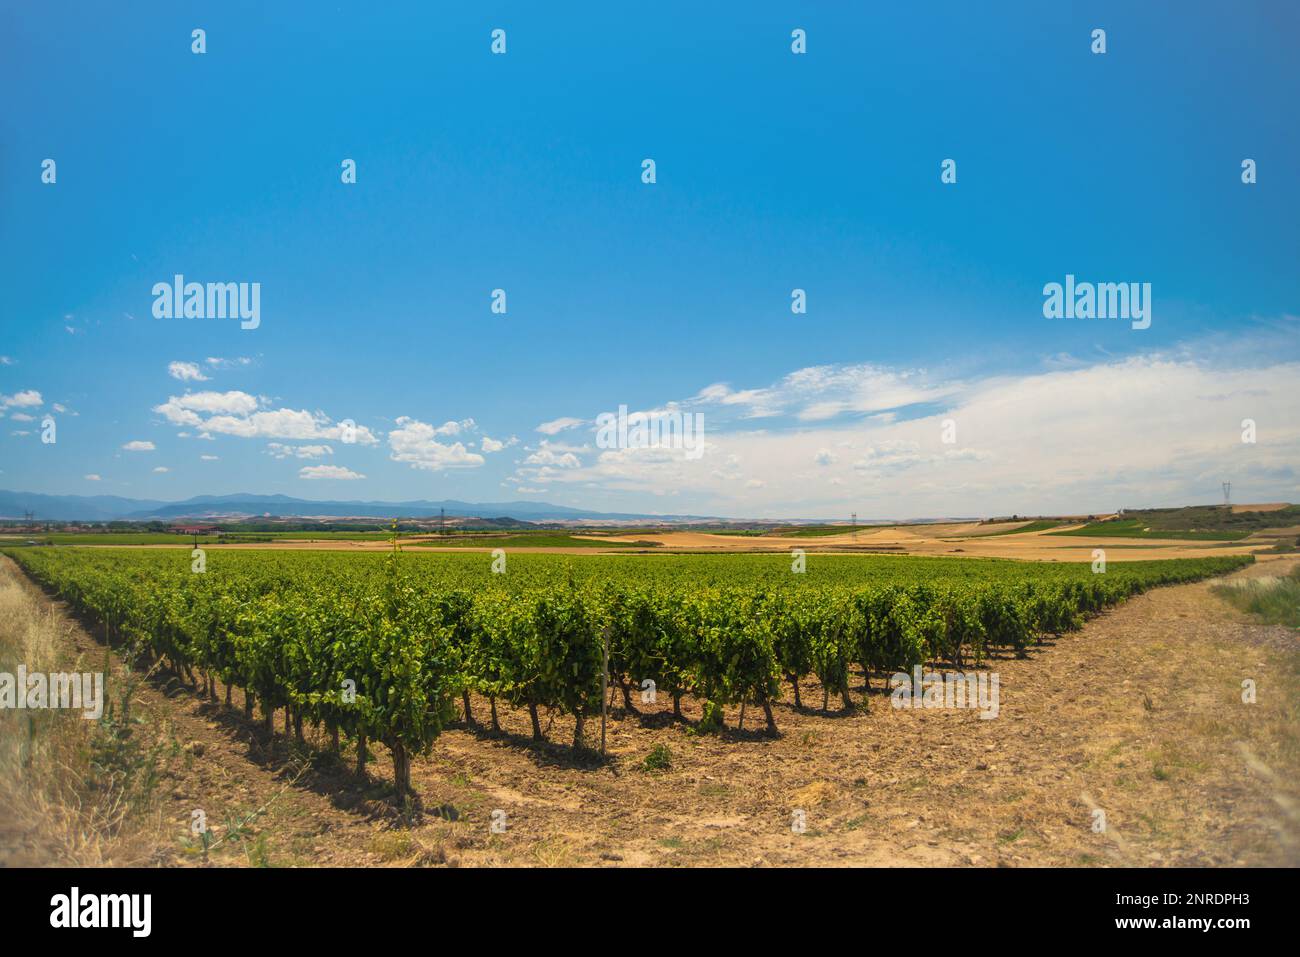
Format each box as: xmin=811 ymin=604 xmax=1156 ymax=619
xmin=432 ymin=418 xmax=477 ymax=437
xmin=388 ymin=417 xmax=485 ymax=471
xmin=523 ymin=442 xmax=582 ymax=468
xmin=153 ymin=391 xmax=378 ymax=444
xmin=200 ymin=454 xmax=219 ymax=461
xmin=480 ymin=435 xmax=518 ymax=453
xmin=0 ymin=389 xmax=42 ymax=408
xmin=84 ymin=474 xmax=101 ymax=481
xmin=536 ymin=416 xmax=585 ymax=435
xmin=0 ymin=356 xmax=13 ymax=366
xmin=155 ymin=391 xmax=259 ymax=426
xmin=299 ymin=465 xmax=365 ymax=480
xmin=9 ymin=413 xmax=34 ymax=423
xmin=168 ymin=361 xmax=209 ymax=382
xmin=122 ymin=440 xmax=156 ymax=451
xmin=153 ymin=466 xmax=170 ymax=473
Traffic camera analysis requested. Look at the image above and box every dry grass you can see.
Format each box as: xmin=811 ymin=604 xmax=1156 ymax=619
xmin=0 ymin=558 xmax=170 ymax=866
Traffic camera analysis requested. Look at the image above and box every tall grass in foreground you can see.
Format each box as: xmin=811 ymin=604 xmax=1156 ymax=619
xmin=1212 ymin=566 xmax=1300 ymax=628
xmin=0 ymin=558 xmax=166 ymax=866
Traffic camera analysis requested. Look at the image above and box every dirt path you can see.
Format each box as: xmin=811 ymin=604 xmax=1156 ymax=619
xmin=3 ymin=554 xmax=1296 ymax=867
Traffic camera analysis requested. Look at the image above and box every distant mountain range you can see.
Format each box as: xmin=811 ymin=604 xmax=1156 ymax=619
xmin=0 ymin=490 xmax=724 ymax=523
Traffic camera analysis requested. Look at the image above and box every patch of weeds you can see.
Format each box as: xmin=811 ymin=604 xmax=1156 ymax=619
xmin=641 ymin=744 xmax=672 ymax=773
xmin=690 ymin=700 xmax=724 ymax=735
xmin=243 ymin=832 xmax=272 ymax=867
xmin=658 ymin=837 xmax=684 ymax=849
xmin=997 ymin=827 xmax=1024 ymax=845
xmin=430 ymin=802 xmax=460 ymax=822
xmin=86 ymin=705 xmax=165 ymax=815
xmin=370 ymin=831 xmax=414 ymax=862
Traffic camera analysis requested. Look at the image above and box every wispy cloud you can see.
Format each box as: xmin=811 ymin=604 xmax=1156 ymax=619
xmin=691 ymin=364 xmax=959 ymax=424
xmin=536 ymin=416 xmax=585 ymax=435
xmin=167 ymin=361 xmax=209 ymax=382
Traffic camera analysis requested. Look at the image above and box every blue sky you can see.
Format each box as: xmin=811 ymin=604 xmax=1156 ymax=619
xmin=1 ymin=1 xmax=1297 ymax=519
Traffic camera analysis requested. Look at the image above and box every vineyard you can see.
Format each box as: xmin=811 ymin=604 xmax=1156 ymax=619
xmin=2 ymin=547 xmax=1252 ymax=800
